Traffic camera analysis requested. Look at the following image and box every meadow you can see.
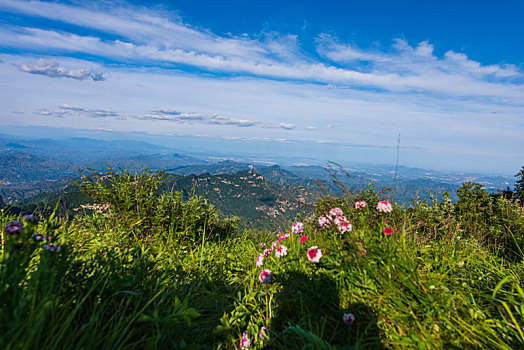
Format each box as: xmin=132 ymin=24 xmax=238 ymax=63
xmin=1 ymin=168 xmax=523 ymax=349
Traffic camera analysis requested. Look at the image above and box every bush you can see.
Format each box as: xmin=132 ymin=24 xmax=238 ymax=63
xmin=79 ymin=167 xmax=238 ymax=241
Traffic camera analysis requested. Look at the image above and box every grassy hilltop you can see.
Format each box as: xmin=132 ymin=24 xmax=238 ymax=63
xmin=1 ymin=167 xmax=523 ymax=349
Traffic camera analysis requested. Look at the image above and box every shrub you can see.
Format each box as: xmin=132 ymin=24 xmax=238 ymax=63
xmin=79 ymin=167 xmax=238 ymax=241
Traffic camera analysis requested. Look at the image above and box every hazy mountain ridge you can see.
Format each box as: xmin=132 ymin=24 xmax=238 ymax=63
xmin=0 ymin=136 xmax=514 ymax=212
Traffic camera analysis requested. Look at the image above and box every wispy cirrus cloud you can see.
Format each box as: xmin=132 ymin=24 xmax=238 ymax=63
xmin=19 ymin=59 xmax=105 ymax=81
xmin=37 ymin=105 xmax=121 ymax=119
xmin=317 ymin=34 xmax=520 ymax=79
xmin=35 ymin=104 xmax=300 ymax=130
xmin=142 ymin=108 xmax=259 ymax=127
xmin=0 ymin=0 xmax=522 ymax=101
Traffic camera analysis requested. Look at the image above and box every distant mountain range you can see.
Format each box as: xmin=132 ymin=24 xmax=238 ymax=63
xmin=1 ymin=135 xmax=516 ymax=225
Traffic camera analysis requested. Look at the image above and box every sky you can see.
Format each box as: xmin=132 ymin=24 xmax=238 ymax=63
xmin=0 ymin=0 xmax=523 ymax=174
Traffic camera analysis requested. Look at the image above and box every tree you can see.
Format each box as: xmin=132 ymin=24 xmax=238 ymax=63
xmin=515 ymin=166 xmax=524 ymax=200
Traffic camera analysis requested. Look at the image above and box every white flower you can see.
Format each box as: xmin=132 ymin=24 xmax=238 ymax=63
xmin=337 ymin=221 xmax=352 ymax=233
xmin=263 ymin=249 xmax=272 ymax=257
xmin=240 ymin=331 xmax=251 ymax=349
xmin=376 ymin=200 xmax=393 ymax=213
xmin=307 ymin=246 xmax=322 ymax=263
xmin=355 ymin=200 xmax=368 ymax=209
xmin=333 ymin=215 xmax=347 ymax=225
xmin=275 ymin=245 xmax=288 ymax=258
xmin=318 ymin=215 xmax=331 ymax=228
xmin=292 ymin=222 xmax=304 ymax=234
xmin=343 ymin=313 xmax=355 ymax=324
xmin=329 ymin=207 xmax=344 ymax=218
xmin=259 ymin=269 xmax=273 ymax=283
xmin=256 ymin=254 xmax=264 ymax=267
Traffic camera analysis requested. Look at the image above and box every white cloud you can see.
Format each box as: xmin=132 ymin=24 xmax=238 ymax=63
xmin=19 ymin=59 xmax=105 ymax=81
xmin=0 ymin=0 xmax=521 ymax=101
xmin=37 ymin=105 xmax=121 ymax=119
xmin=278 ymin=122 xmax=295 ymax=130
xmin=142 ymin=108 xmax=261 ymax=127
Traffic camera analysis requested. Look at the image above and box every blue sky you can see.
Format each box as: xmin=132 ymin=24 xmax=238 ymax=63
xmin=0 ymin=0 xmax=523 ymax=174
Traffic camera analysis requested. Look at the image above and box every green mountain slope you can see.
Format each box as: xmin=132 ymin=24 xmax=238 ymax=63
xmin=14 ymin=170 xmax=318 ymax=230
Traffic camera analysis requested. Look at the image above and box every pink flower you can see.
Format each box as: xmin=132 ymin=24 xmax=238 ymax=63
xmin=358 ymin=249 xmax=367 ymax=256
xmin=256 ymin=254 xmax=264 ymax=267
xmin=259 ymin=269 xmax=272 ymax=283
xmin=278 ymin=233 xmax=290 ymax=242
xmin=275 ymin=245 xmax=288 ymax=258
xmin=240 ymin=331 xmax=251 ymax=349
xmin=292 ymin=222 xmax=304 ymax=234
xmin=333 ymin=215 xmax=347 ymax=225
xmin=263 ymin=249 xmax=272 ymax=257
xmin=318 ymin=215 xmax=331 ymax=228
xmin=355 ymin=201 xmax=368 ymax=209
xmin=337 ymin=220 xmax=352 ymax=233
xmin=299 ymin=235 xmax=308 ymax=243
xmin=343 ymin=313 xmax=355 ymax=324
xmin=376 ymin=200 xmax=393 ymax=213
xmin=307 ymin=246 xmax=322 ymax=263
xmin=329 ymin=207 xmax=344 ymax=218
xmin=383 ymin=227 xmax=394 ymax=235
xmin=259 ymin=242 xmax=266 ymax=248
xmin=270 ymin=241 xmax=278 ymax=250
xmin=258 ymin=326 xmax=268 ymax=340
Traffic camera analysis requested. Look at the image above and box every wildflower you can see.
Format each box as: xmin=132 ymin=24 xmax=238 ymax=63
xmin=23 ymin=214 xmax=38 ymax=223
xmin=383 ymin=227 xmax=394 ymax=235
xmin=333 ymin=215 xmax=347 ymax=225
xmin=299 ymin=235 xmax=308 ymax=243
xmin=32 ymin=233 xmax=45 ymax=241
xmin=343 ymin=313 xmax=355 ymax=325
xmin=318 ymin=215 xmax=331 ymax=228
xmin=329 ymin=207 xmax=344 ymax=218
xmin=291 ymin=221 xmax=304 ymax=234
xmin=259 ymin=269 xmax=272 ymax=283
xmin=259 ymin=242 xmax=266 ymax=248
xmin=5 ymin=221 xmax=23 ymax=235
xmin=258 ymin=326 xmax=268 ymax=340
xmin=256 ymin=254 xmax=264 ymax=267
xmin=337 ymin=220 xmax=352 ymax=233
xmin=358 ymin=249 xmax=367 ymax=256
xmin=263 ymin=249 xmax=272 ymax=257
xmin=278 ymin=233 xmax=290 ymax=242
xmin=240 ymin=331 xmax=251 ymax=349
xmin=307 ymin=246 xmax=322 ymax=263
xmin=270 ymin=241 xmax=278 ymax=250
xmin=43 ymin=244 xmax=61 ymax=252
xmin=376 ymin=200 xmax=393 ymax=213
xmin=429 ymin=285 xmax=435 ymax=289
xmin=355 ymin=201 xmax=368 ymax=209
xmin=275 ymin=245 xmax=288 ymax=258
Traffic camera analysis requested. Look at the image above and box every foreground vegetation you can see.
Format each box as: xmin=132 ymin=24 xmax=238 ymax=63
xmin=1 ymin=168 xmax=524 ymax=349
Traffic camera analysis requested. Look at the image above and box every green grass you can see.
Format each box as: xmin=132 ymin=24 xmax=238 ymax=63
xmin=1 ymin=169 xmax=523 ymax=349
